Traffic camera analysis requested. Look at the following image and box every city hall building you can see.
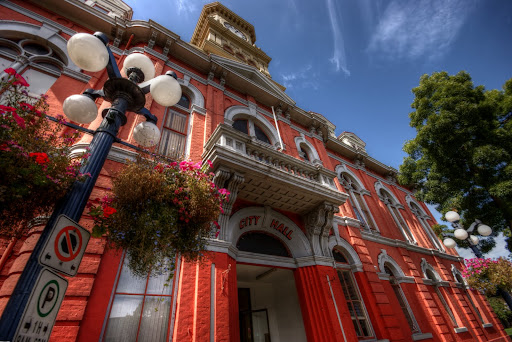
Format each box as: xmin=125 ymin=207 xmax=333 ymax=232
xmin=0 ymin=1 xmax=508 ymax=341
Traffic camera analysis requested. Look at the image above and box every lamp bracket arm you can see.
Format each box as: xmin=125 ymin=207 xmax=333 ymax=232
xmin=138 ymin=80 xmax=151 ymax=94
xmin=467 ymin=221 xmax=479 ymax=233
xmin=137 ymin=107 xmax=158 ymax=124
xmin=83 ymin=88 xmax=104 ymax=100
xmin=105 ymin=47 xmax=122 ymax=79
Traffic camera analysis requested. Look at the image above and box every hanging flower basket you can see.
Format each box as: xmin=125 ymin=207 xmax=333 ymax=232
xmin=462 ymin=257 xmax=512 ymax=295
xmin=89 ymin=156 xmax=229 ymax=276
xmin=0 ymin=68 xmax=89 ymax=237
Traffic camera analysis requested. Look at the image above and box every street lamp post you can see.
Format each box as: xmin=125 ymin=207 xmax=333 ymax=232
xmin=442 ymin=211 xmax=512 ymax=310
xmin=0 ymin=32 xmax=182 ymax=340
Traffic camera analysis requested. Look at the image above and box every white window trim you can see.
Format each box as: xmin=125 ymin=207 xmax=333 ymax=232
xmin=375 ymin=181 xmax=416 ymax=244
xmin=406 ymin=195 xmax=445 ymax=251
xmin=336 ymin=165 xmax=379 ymax=232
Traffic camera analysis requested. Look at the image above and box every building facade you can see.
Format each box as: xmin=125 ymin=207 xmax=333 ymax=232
xmin=0 ymin=1 xmax=508 ymax=341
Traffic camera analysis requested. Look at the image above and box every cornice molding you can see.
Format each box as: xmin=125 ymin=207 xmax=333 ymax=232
xmin=361 ymin=230 xmax=462 ymax=262
xmin=1 ymin=1 xmax=77 ymax=36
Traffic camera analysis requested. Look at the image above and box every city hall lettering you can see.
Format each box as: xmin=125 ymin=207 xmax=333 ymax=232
xmin=239 ymin=216 xmax=294 ymax=240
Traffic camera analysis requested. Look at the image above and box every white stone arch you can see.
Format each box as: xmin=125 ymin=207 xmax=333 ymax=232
xmin=375 ymin=181 xmax=401 ymax=205
xmin=420 ymin=258 xmax=442 ymax=282
xmin=227 ymin=206 xmax=312 ymax=258
xmin=451 ymin=265 xmax=467 ymax=285
xmin=224 ymin=105 xmax=279 ymax=146
xmin=405 ymin=195 xmax=428 ymax=217
xmin=0 ymin=21 xmax=77 ymax=70
xmin=294 ymin=134 xmax=321 ymax=165
xmin=177 ymin=78 xmax=205 ymax=108
xmin=335 ymin=164 xmax=369 ymax=193
xmin=377 ymin=250 xmax=406 ymax=278
xmin=328 ymin=235 xmax=363 ymax=272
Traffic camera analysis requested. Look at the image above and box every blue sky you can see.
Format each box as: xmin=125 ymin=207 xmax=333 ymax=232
xmin=124 ymin=0 xmax=512 ymax=258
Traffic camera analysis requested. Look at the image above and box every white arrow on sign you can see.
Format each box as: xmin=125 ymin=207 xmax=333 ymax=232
xmin=13 ymin=268 xmax=68 ymax=342
xmin=39 ymin=214 xmax=91 ymax=276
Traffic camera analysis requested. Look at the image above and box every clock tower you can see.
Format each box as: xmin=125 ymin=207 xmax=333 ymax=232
xmin=190 ymin=2 xmax=272 ymax=77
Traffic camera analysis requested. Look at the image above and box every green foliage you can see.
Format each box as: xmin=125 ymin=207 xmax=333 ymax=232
xmin=0 ymin=69 xmax=88 ymax=237
xmin=488 ymin=297 xmax=512 ymax=328
xmin=399 ymin=71 xmax=512 ymax=252
xmin=89 ymin=156 xmax=229 ymax=277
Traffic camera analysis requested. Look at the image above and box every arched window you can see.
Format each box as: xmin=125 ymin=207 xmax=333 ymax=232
xmin=299 ymin=143 xmax=310 ymax=161
xmin=232 ymin=118 xmax=271 ymax=144
xmin=339 ymin=173 xmax=377 ymax=231
xmin=408 ymin=200 xmax=444 ymax=251
xmin=254 ymin=124 xmax=271 ymax=144
xmin=237 ymin=232 xmax=290 ymax=257
xmin=176 ymin=94 xmax=190 ymax=109
xmin=384 ymin=264 xmax=420 ymax=334
xmin=376 ymin=183 xmax=415 ymax=243
xmin=233 ymin=119 xmax=249 ymax=134
xmin=0 ymin=37 xmax=63 ymax=98
xmin=333 ymin=247 xmax=374 ymax=339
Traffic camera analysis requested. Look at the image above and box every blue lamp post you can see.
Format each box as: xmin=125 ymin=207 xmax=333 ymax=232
xmin=0 ymin=32 xmax=182 ymax=339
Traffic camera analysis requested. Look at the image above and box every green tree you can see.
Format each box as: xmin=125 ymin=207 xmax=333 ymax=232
xmin=399 ymin=71 xmax=512 ymax=252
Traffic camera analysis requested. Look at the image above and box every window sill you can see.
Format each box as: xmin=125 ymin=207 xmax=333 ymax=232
xmin=454 ymin=327 xmax=468 ymax=333
xmin=412 ymin=333 xmax=433 ymax=341
xmin=482 ymin=323 xmax=493 ymax=328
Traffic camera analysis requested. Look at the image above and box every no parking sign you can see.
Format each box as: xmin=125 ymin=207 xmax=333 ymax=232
xmin=39 ymin=215 xmax=90 ymax=276
xmin=13 ymin=269 xmax=68 ymax=342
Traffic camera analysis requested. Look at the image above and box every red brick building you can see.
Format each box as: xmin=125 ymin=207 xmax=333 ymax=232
xmin=0 ymin=1 xmax=508 ymax=341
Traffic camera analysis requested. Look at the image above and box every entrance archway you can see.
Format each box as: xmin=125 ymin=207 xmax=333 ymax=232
xmin=228 ymin=207 xmax=309 ymax=342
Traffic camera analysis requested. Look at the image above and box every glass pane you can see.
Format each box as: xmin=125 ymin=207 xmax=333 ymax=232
xmin=254 ymin=124 xmax=270 ymax=144
xmin=359 ymin=319 xmax=370 ymax=336
xmin=116 ymin=258 xmax=147 ymax=294
xmin=138 ymin=296 xmax=171 ymax=342
xmin=165 ymin=111 xmax=187 ymax=133
xmin=158 ymin=129 xmax=186 ymax=159
xmin=252 ymin=310 xmax=270 ymax=342
xmin=233 ymin=119 xmax=248 ymax=134
xmin=352 ymin=319 xmax=362 ymax=336
xmin=21 ymin=69 xmax=57 ymax=97
xmin=104 ymin=295 xmax=143 ymax=342
xmin=177 ymin=94 xmax=190 ymax=108
xmin=0 ymin=56 xmax=12 ymax=73
xmin=146 ymin=271 xmax=173 ymax=295
xmin=23 ymin=43 xmax=49 ymax=55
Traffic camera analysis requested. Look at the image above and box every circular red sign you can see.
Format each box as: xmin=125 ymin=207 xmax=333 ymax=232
xmin=54 ymin=225 xmax=83 ymax=262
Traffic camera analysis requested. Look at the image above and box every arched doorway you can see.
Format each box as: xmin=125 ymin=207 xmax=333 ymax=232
xmin=228 ymin=207 xmax=309 ymax=342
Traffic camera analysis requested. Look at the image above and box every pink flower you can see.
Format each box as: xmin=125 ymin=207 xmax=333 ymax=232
xmin=11 ymin=111 xmax=26 ymax=129
xmin=4 ymin=68 xmax=16 ymax=75
xmin=13 ymin=74 xmax=29 ymax=87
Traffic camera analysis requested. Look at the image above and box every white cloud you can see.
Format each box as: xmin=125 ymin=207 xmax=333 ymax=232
xmin=280 ymin=64 xmax=319 ymax=90
xmin=175 ymin=0 xmax=205 ymax=15
xmin=325 ymin=0 xmax=350 ymax=76
xmin=368 ymin=0 xmax=477 ymax=61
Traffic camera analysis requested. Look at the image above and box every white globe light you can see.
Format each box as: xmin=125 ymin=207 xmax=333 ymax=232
xmin=67 ymin=33 xmax=109 ymax=72
xmin=123 ymin=53 xmax=155 ymax=81
xmin=469 ymin=235 xmax=479 ymax=245
xmin=133 ymin=121 xmax=161 ymax=147
xmin=445 ymin=211 xmax=460 ymax=223
xmin=443 ymin=238 xmax=457 ymax=249
xmin=62 ymin=94 xmax=98 ymax=124
xmin=477 ymin=224 xmax=492 ymax=236
xmin=453 ymin=228 xmax=468 ymax=240
xmin=150 ymin=74 xmax=182 ymax=107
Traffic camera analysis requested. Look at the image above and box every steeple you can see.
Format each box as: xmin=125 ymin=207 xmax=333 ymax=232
xmin=190 ymin=2 xmax=272 ymax=78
